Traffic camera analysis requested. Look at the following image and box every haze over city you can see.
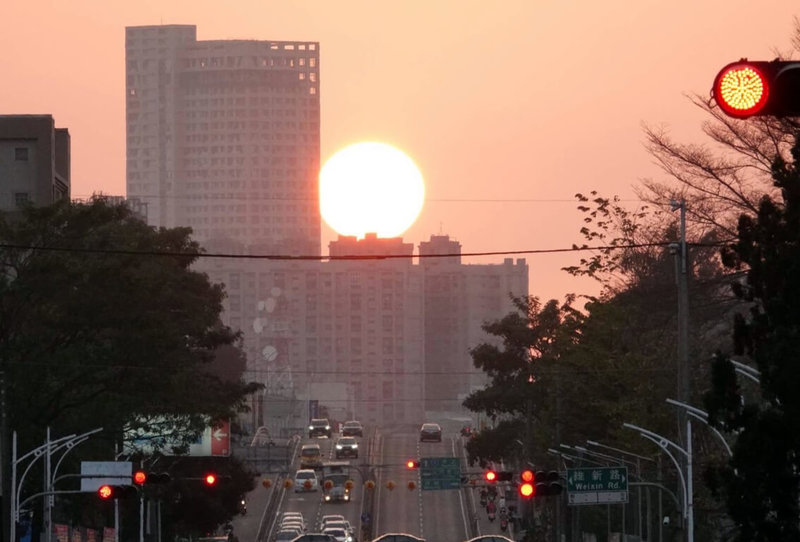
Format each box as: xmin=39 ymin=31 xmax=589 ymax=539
xmin=2 ymin=0 xmax=799 ymax=301
xmin=5 ymin=3 xmax=800 ymax=541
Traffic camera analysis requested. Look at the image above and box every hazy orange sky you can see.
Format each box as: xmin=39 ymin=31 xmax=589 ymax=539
xmin=2 ymin=1 xmax=798 ymax=302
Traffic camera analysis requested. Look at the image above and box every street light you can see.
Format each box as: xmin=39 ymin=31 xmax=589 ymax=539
xmin=623 ymin=421 xmax=694 ymax=542
xmin=665 ymin=398 xmax=732 ymax=457
xmin=729 ymin=359 xmax=761 ymax=384
xmin=46 ymin=428 xmax=103 ymax=542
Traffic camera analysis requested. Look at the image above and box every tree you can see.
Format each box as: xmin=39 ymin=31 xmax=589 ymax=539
xmin=463 ymin=296 xmax=583 ymax=464
xmin=639 ymin=19 xmax=800 ymax=241
xmin=0 ymin=199 xmax=260 ymax=528
xmin=703 ymin=133 xmax=800 ymax=541
xmin=465 ymin=189 xmax=738 ymax=537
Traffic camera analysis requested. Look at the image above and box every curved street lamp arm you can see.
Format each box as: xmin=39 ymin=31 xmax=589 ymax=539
xmin=623 ymin=426 xmax=688 ymax=519
xmin=734 ymin=367 xmax=761 ymax=384
xmin=665 ymin=400 xmax=732 ymax=457
xmin=17 ymin=433 xmax=77 ymax=464
xmin=585 ymin=440 xmax=656 ymax=463
xmin=687 ymin=412 xmax=732 ymax=457
xmin=730 ymin=359 xmax=760 ymax=377
xmin=570 ymin=445 xmax=636 ymax=468
xmin=548 ymin=449 xmax=606 ymax=468
xmin=665 ymin=398 xmax=708 ymax=420
xmin=622 ymin=423 xmax=688 ymax=459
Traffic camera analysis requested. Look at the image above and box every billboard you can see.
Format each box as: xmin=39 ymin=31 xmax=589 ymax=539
xmin=124 ymin=417 xmax=230 ymax=457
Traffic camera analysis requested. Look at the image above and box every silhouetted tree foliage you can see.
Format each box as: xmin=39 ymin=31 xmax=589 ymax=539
xmin=0 ymin=199 xmax=260 ymax=531
xmin=704 ymin=133 xmax=800 ymax=541
xmin=463 ymin=296 xmax=581 ymax=465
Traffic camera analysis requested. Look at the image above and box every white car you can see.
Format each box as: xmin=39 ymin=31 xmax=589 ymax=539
xmin=280 ymin=520 xmax=305 ymax=533
xmin=322 ymin=527 xmax=352 ymax=542
xmin=281 ymin=512 xmax=304 ymax=525
xmin=320 ymin=515 xmax=346 ymax=530
xmin=323 ymin=521 xmax=354 ymax=538
xmin=275 ymin=528 xmax=301 ymax=541
xmin=294 ymin=469 xmax=319 ymax=492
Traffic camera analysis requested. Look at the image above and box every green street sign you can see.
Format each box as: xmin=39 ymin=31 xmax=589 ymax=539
xmin=420 ymin=457 xmax=461 ymax=490
xmin=566 ymin=466 xmax=628 ymax=505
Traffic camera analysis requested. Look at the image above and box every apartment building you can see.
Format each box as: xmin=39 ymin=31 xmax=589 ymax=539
xmin=125 ymin=25 xmax=320 ymax=255
xmin=0 ymin=115 xmax=70 ymax=211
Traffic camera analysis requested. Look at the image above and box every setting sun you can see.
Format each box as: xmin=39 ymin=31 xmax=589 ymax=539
xmin=319 ymin=142 xmax=425 ymax=239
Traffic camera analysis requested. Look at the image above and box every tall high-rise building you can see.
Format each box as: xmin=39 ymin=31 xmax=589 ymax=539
xmin=125 ymin=25 xmax=321 ymax=255
xmin=125 ymin=26 xmax=530 ymax=431
xmin=420 ymin=235 xmax=529 ymax=411
xmin=0 ymin=115 xmax=70 ymax=211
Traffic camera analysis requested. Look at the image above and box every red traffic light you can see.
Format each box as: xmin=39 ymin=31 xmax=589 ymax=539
xmin=204 ymin=473 xmax=217 ymax=486
xmin=133 ymin=471 xmax=147 ymax=485
xmin=713 ymin=62 xmax=769 ymax=117
xmin=406 ymin=460 xmax=420 ymax=469
xmin=485 ymin=470 xmax=497 ymax=483
xmin=521 ymin=469 xmax=534 ymax=483
xmin=713 ymin=60 xmax=800 ymax=118
xmin=519 ymin=482 xmax=535 ymax=498
xmin=98 ymin=484 xmax=113 ymax=499
xmin=97 ymin=484 xmax=137 ymax=499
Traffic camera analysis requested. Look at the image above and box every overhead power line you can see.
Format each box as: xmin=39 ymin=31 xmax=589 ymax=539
xmin=0 ymin=240 xmax=730 ymax=261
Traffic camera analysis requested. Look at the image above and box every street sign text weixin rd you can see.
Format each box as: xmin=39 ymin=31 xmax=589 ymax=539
xmin=566 ymin=466 xmax=628 ymax=505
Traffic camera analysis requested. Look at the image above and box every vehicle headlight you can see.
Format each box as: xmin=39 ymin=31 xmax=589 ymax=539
xmin=335 ymin=445 xmax=342 ymax=449
xmin=325 ymin=425 xmax=331 ymax=430
xmin=324 ymin=495 xmax=330 ymax=501
xmin=309 ymin=425 xmax=314 ymax=430
xmin=352 ymin=444 xmax=358 ymax=448
xmin=344 ymin=495 xmax=350 ymax=501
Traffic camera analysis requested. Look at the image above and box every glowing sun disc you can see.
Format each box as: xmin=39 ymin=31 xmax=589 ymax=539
xmin=319 ymin=142 xmax=425 ymax=238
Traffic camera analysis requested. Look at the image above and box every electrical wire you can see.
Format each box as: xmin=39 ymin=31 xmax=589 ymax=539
xmin=0 ymin=240 xmax=731 ymax=261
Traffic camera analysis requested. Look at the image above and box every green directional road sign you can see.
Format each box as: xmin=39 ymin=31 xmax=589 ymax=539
xmin=420 ymin=457 xmax=461 ymax=490
xmin=566 ymin=466 xmax=628 ymax=505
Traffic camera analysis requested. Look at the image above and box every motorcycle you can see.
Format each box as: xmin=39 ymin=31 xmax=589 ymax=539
xmin=479 ymin=489 xmax=488 ymax=507
xmin=500 ymin=518 xmax=508 ymax=531
xmin=487 ymin=510 xmax=496 ymax=522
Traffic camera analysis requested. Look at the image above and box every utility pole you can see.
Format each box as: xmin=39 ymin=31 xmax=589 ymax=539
xmin=1 ymin=371 xmax=8 ymax=542
xmin=670 ymin=200 xmax=690 ymax=439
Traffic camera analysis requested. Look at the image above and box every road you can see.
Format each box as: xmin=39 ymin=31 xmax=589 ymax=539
xmin=231 ymin=426 xmax=515 ymax=542
xmin=269 ymin=434 xmax=365 ymax=536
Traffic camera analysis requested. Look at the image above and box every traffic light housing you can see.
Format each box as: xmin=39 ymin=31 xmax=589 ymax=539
xmin=485 ymin=470 xmax=513 ymax=483
xmin=713 ymin=59 xmax=800 ymax=118
xmin=518 ymin=470 xmax=535 ymax=498
xmin=534 ymin=470 xmax=563 ymax=497
xmin=97 ymin=484 xmax=137 ymax=500
xmin=133 ymin=471 xmax=171 ymax=486
xmin=406 ymin=459 xmax=420 ymax=469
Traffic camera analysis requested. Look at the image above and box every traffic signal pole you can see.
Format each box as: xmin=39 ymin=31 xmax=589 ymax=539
xmin=524 ymin=383 xmax=534 ymax=535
